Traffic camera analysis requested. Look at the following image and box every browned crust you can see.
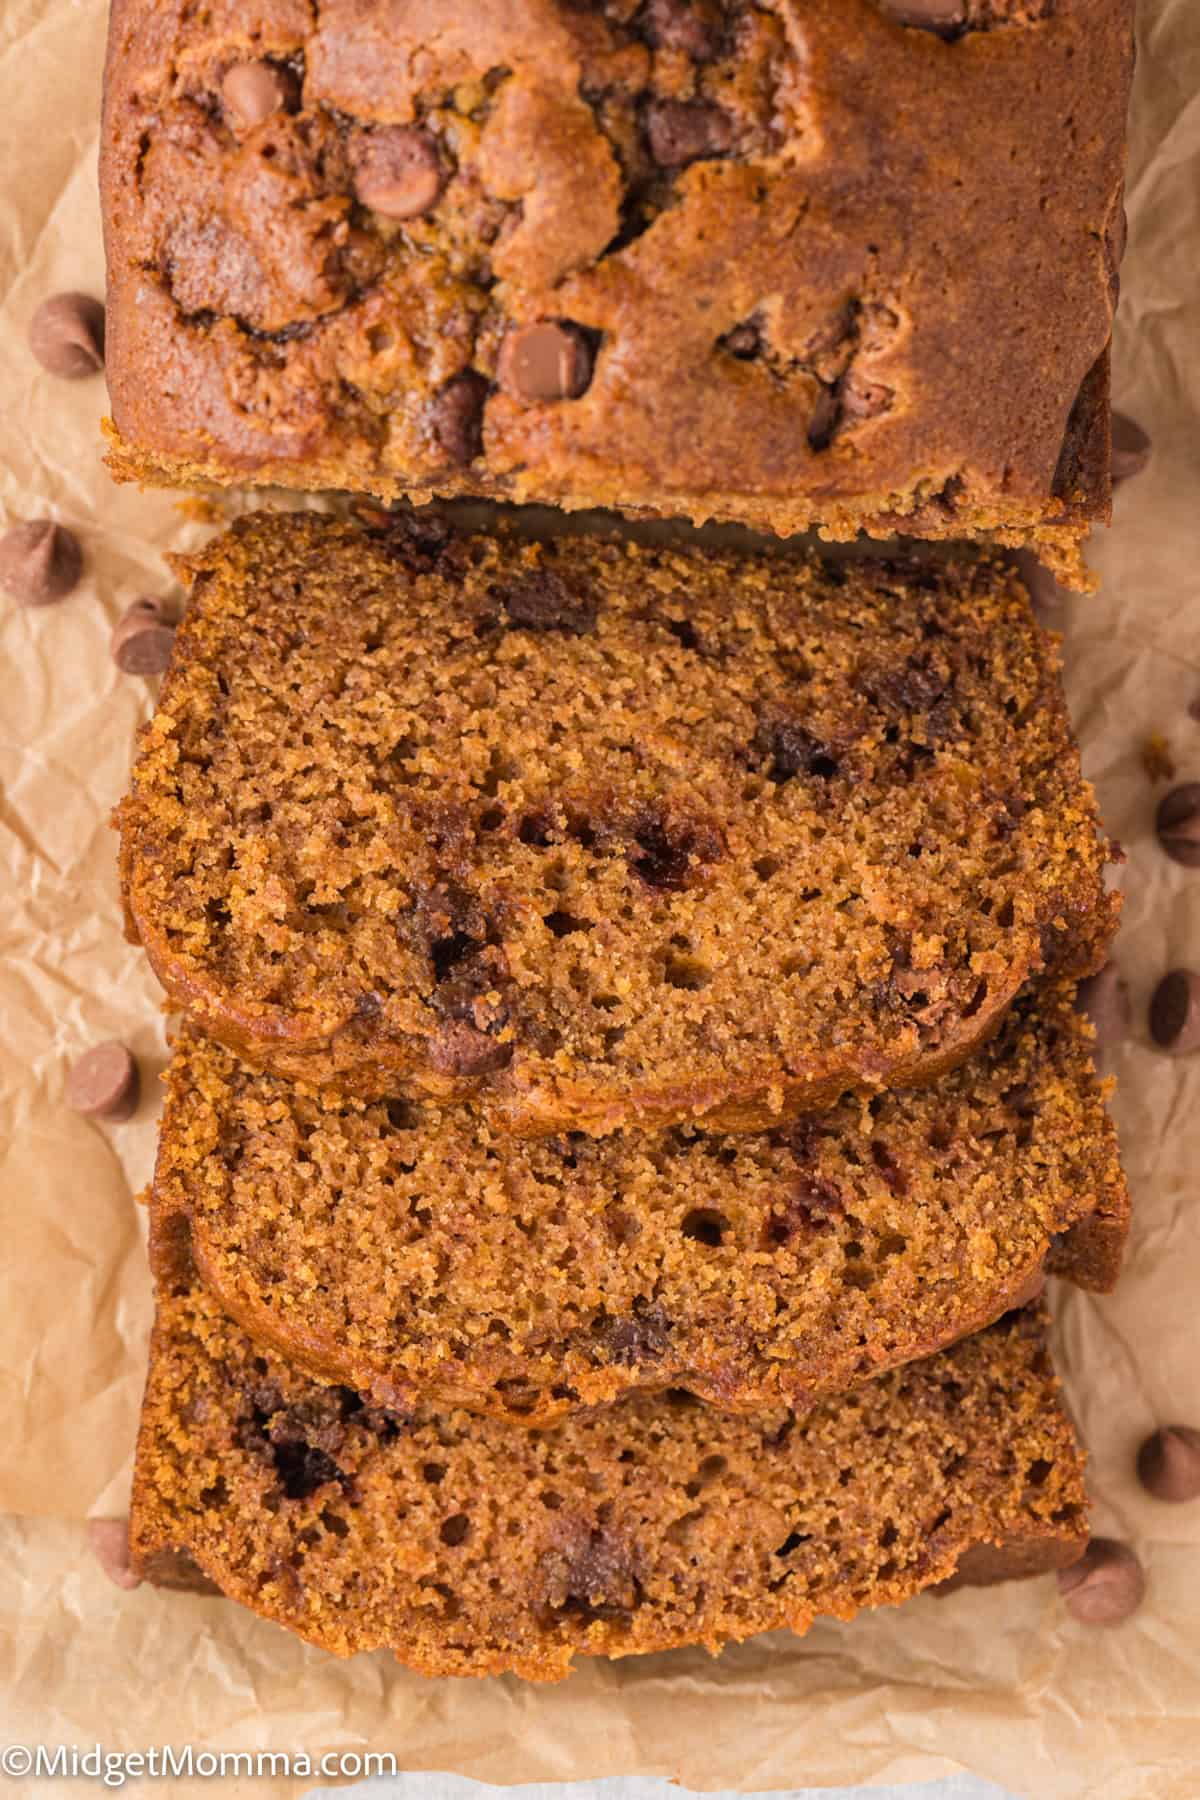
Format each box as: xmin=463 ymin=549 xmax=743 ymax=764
xmin=1052 ymin=347 xmax=1114 ymax=518
xmin=100 ymin=0 xmax=1131 ymax=565
xmin=1046 ymin=1167 xmax=1131 ymax=1290
xmin=934 ymin=1530 xmax=1085 ymax=1594
xmin=129 ymin=1294 xmax=1089 ymax=1679
xmin=138 ymin=1545 xmax=223 ymax=1595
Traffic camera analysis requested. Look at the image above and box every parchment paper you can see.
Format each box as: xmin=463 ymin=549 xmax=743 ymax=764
xmin=2 ymin=0 xmax=1199 ymax=1794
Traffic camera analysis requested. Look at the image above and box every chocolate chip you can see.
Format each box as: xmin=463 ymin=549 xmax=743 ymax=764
xmin=878 ymin=0 xmax=965 ymax=32
xmin=357 ymin=506 xmax=455 ymax=572
xmin=538 ymin=1526 xmax=640 ymax=1619
xmin=428 ymin=1020 xmax=514 ymax=1077
xmin=272 ymin=1439 xmax=343 ymax=1500
xmin=807 ymin=385 xmax=841 ymax=452
xmin=870 ymin=1138 xmax=908 ymax=1196
xmin=221 ymin=61 xmax=293 ymax=131
xmin=1075 ymin=962 xmax=1132 ymax=1048
xmin=601 ymin=1302 xmax=671 ymax=1367
xmin=1156 ymin=785 xmax=1200 ymax=867
xmin=87 ymin=1518 xmax=142 ymax=1591
xmin=270 ymin=1389 xmax=359 ymax=1460
xmin=29 ymin=292 xmax=105 ymax=378
xmin=1149 ymin=969 xmax=1200 ymax=1054
xmin=351 ymin=126 xmax=444 ymax=220
xmin=754 ymin=716 xmax=840 ymax=783
xmin=766 ymin=1174 xmax=845 ymax=1248
xmin=867 ymin=651 xmax=949 ymax=715
xmin=411 ymin=878 xmax=488 ymax=966
xmin=429 ymin=370 xmax=488 ymax=464
xmin=112 ymin=597 xmax=176 ymax=675
xmin=1137 ymin=1426 xmax=1200 ymax=1504
xmin=797 ymin=1176 xmax=844 ymax=1219
xmin=631 ymin=822 xmax=691 ymax=889
xmin=496 ymin=569 xmax=597 ymax=635
xmin=643 ymin=0 xmax=724 ymax=59
xmin=65 ymin=1041 xmax=140 ymax=1120
xmin=644 ymin=97 xmax=733 ymax=166
xmin=810 ymin=368 xmax=893 ymax=450
xmin=0 ymin=519 xmax=83 ymax=606
xmin=719 ymin=322 xmax=761 ymax=360
xmin=842 ymin=371 xmax=892 ymax=426
xmin=498 ymin=323 xmax=593 ymax=403
xmin=357 ymin=1400 xmax=408 ymax=1440
xmin=628 ymin=808 xmax=723 ymax=891
xmin=434 ymin=944 xmax=511 ymax=1038
xmin=1057 ymin=1538 xmax=1145 ymax=1626
xmin=1111 ymin=411 xmax=1152 ymax=484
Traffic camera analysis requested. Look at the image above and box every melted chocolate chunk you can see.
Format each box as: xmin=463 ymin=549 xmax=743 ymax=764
xmin=429 ymin=371 xmax=489 ymax=464
xmin=643 ymin=97 xmax=732 ymax=166
xmin=428 ymin=1020 xmax=514 ymax=1077
xmin=496 ymin=569 xmax=598 ymax=634
xmin=763 ymin=1174 xmax=844 ymax=1247
xmin=538 ymin=1527 xmax=641 ymax=1620
xmin=643 ymin=0 xmax=725 ymax=59
xmin=628 ymin=807 xmax=724 ymax=890
xmin=600 ymin=1302 xmax=672 ymax=1366
xmin=754 ymin=717 xmax=841 ymax=783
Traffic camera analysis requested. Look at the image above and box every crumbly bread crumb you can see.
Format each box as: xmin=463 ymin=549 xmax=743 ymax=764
xmin=118 ymin=514 xmax=1118 ymax=1132
xmin=150 ymin=981 xmax=1127 ymax=1421
xmin=130 ymin=1291 xmax=1088 ymax=1679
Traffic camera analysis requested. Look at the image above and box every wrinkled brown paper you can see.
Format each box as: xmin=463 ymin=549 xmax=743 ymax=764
xmin=2 ymin=0 xmax=1199 ymax=1794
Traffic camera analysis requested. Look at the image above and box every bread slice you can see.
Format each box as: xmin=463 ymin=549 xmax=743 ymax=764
xmin=130 ymin=1288 xmax=1087 ymax=1680
xmin=118 ymin=512 xmax=1118 ymax=1133
xmin=149 ymin=981 xmax=1127 ymax=1423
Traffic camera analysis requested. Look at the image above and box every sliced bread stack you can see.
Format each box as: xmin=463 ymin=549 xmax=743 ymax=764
xmin=117 ymin=514 xmax=1126 ymax=1676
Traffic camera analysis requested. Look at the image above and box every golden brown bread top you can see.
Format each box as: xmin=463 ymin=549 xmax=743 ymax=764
xmin=118 ymin=512 xmax=1119 ymax=1131
xmin=150 ymin=982 xmax=1128 ymax=1421
xmin=101 ymin=0 xmax=1132 ymax=556
xmin=130 ymin=1289 xmax=1088 ymax=1677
